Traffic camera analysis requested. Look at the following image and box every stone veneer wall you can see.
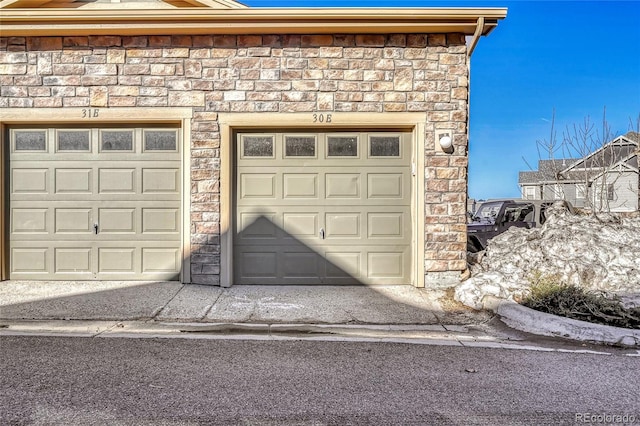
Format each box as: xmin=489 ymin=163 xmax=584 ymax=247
xmin=0 ymin=34 xmax=469 ymax=285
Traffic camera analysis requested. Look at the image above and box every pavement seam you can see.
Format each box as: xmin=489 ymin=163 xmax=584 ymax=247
xmin=153 ymin=284 xmax=187 ymax=320
xmin=428 ymin=290 xmax=460 ymax=328
xmin=199 ymin=289 xmax=224 ymax=321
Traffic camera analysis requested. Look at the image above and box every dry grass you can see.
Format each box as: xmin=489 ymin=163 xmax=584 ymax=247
xmin=439 ymin=287 xmax=475 ymax=312
xmin=437 ymin=287 xmax=494 ymax=324
xmin=522 ymin=271 xmax=640 ymax=329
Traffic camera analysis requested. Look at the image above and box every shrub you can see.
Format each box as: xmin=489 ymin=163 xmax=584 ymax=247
xmin=522 ymin=272 xmax=640 ymax=329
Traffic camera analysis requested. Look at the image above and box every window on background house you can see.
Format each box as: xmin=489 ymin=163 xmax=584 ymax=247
xmin=523 ymin=186 xmax=536 ymax=200
xmin=553 ymin=184 xmax=563 ymax=200
xmin=594 ymin=183 xmax=616 ymax=204
xmin=575 ymin=184 xmax=586 ymax=200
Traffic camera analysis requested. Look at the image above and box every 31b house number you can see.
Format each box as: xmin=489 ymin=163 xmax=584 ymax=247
xmin=312 ymin=113 xmax=332 ymax=123
xmin=81 ymin=108 xmax=100 ymax=118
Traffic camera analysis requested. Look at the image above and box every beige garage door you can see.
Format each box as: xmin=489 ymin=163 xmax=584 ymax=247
xmin=235 ymin=131 xmax=412 ymax=285
xmin=8 ymin=126 xmax=181 ymax=280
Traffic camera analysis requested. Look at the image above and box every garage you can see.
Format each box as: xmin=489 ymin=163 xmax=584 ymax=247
xmin=234 ymin=131 xmax=413 ymax=285
xmin=2 ymin=3 xmax=507 ymax=287
xmin=7 ymin=125 xmax=182 ymax=280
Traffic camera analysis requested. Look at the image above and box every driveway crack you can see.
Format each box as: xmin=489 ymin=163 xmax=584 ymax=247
xmin=200 ymin=290 xmax=224 ymax=321
xmin=153 ymin=283 xmax=186 ymax=320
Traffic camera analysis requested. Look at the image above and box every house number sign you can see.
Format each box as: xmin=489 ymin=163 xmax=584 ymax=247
xmin=312 ymin=113 xmax=332 ymax=123
xmin=81 ymin=108 xmax=100 ymax=118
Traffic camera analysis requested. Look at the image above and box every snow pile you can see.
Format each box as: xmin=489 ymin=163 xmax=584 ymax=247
xmin=455 ymin=203 xmax=640 ymax=310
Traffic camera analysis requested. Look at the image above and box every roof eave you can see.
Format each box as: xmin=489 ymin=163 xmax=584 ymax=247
xmin=560 ymin=135 xmax=640 ymax=173
xmin=0 ymin=7 xmax=507 ymax=36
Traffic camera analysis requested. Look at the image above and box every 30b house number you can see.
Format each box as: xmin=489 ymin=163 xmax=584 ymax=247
xmin=312 ymin=113 xmax=332 ymax=123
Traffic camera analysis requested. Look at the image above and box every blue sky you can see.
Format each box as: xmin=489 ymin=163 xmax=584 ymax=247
xmin=246 ymin=0 xmax=640 ymax=200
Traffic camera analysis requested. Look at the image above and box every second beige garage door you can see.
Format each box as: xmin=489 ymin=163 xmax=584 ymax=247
xmin=235 ymin=131 xmax=413 ymax=285
xmin=8 ymin=125 xmax=182 ymax=280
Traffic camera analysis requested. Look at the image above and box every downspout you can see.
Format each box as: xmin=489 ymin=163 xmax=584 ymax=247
xmin=465 ymin=16 xmax=486 ymax=167
xmin=463 ymin=16 xmax=485 ymax=276
xmin=465 ymin=16 xmax=486 ymax=151
xmin=467 ymin=16 xmax=485 ymax=58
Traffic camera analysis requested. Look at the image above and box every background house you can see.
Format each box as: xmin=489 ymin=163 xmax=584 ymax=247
xmin=519 ymin=131 xmax=639 ymax=212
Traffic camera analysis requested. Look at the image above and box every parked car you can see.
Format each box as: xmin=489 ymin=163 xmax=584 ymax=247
xmin=467 ymin=199 xmax=573 ymax=252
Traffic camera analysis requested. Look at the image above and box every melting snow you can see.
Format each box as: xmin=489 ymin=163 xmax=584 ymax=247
xmin=455 ymin=203 xmax=640 ymax=310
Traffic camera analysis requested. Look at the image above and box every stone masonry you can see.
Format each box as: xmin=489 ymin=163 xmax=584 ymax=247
xmin=0 ymin=33 xmax=469 ymax=285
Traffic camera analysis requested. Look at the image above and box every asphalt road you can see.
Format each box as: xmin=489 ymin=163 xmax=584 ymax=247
xmin=1 ymin=336 xmax=638 ymax=425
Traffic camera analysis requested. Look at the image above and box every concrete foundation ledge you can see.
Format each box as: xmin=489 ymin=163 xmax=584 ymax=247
xmin=483 ymin=296 xmax=640 ymax=347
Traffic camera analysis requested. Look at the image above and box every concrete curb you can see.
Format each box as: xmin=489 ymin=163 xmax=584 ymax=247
xmin=0 ymin=319 xmax=624 ymax=354
xmin=0 ymin=320 xmax=467 ymax=339
xmin=483 ymin=296 xmax=640 ymax=347
xmin=0 ymin=320 xmax=482 ymax=348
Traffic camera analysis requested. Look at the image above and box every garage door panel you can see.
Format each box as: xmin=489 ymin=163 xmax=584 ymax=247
xmin=239 ymin=173 xmax=277 ymax=199
xmin=55 ymin=169 xmax=92 ymax=194
xmin=368 ymin=173 xmax=404 ymax=199
xmin=325 ymin=251 xmax=361 ymax=278
xmin=325 ymin=173 xmax=360 ymax=198
xmin=282 ymin=213 xmax=318 ymax=238
xmin=237 ymin=212 xmax=279 ymax=239
xmin=142 ymin=168 xmax=180 ymax=194
xmin=99 ymin=208 xmax=136 ymax=234
xmin=12 ymin=208 xmax=48 ymax=234
xmin=283 ymin=173 xmax=318 ymax=198
xmin=55 ymin=248 xmax=92 ymax=273
xmin=142 ymin=208 xmax=180 ymax=234
xmin=142 ymin=248 xmax=180 ymax=273
xmin=238 ymin=251 xmax=278 ymax=278
xmin=368 ymin=251 xmax=406 ymax=278
xmin=11 ymin=247 xmax=49 ymax=274
xmin=282 ymin=252 xmax=321 ymax=278
xmin=99 ymin=248 xmax=136 ymax=273
xmin=367 ymin=247 xmax=410 ymax=281
xmin=325 ymin=213 xmax=361 ymax=239
xmin=99 ymin=168 xmax=136 ymax=194
xmin=12 ymin=168 xmax=49 ymax=194
xmin=367 ymin=212 xmax=406 ymax=239
xmin=55 ymin=208 xmax=92 ymax=234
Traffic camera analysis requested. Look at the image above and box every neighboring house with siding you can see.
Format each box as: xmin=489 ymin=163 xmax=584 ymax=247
xmin=519 ymin=132 xmax=639 ymax=212
xmin=0 ymin=0 xmax=506 ymax=288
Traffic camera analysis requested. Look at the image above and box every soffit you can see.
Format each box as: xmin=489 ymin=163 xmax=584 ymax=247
xmin=0 ymin=6 xmax=507 ymax=36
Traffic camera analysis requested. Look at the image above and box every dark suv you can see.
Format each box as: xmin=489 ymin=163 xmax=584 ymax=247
xmin=466 ymin=199 xmax=573 ymax=252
